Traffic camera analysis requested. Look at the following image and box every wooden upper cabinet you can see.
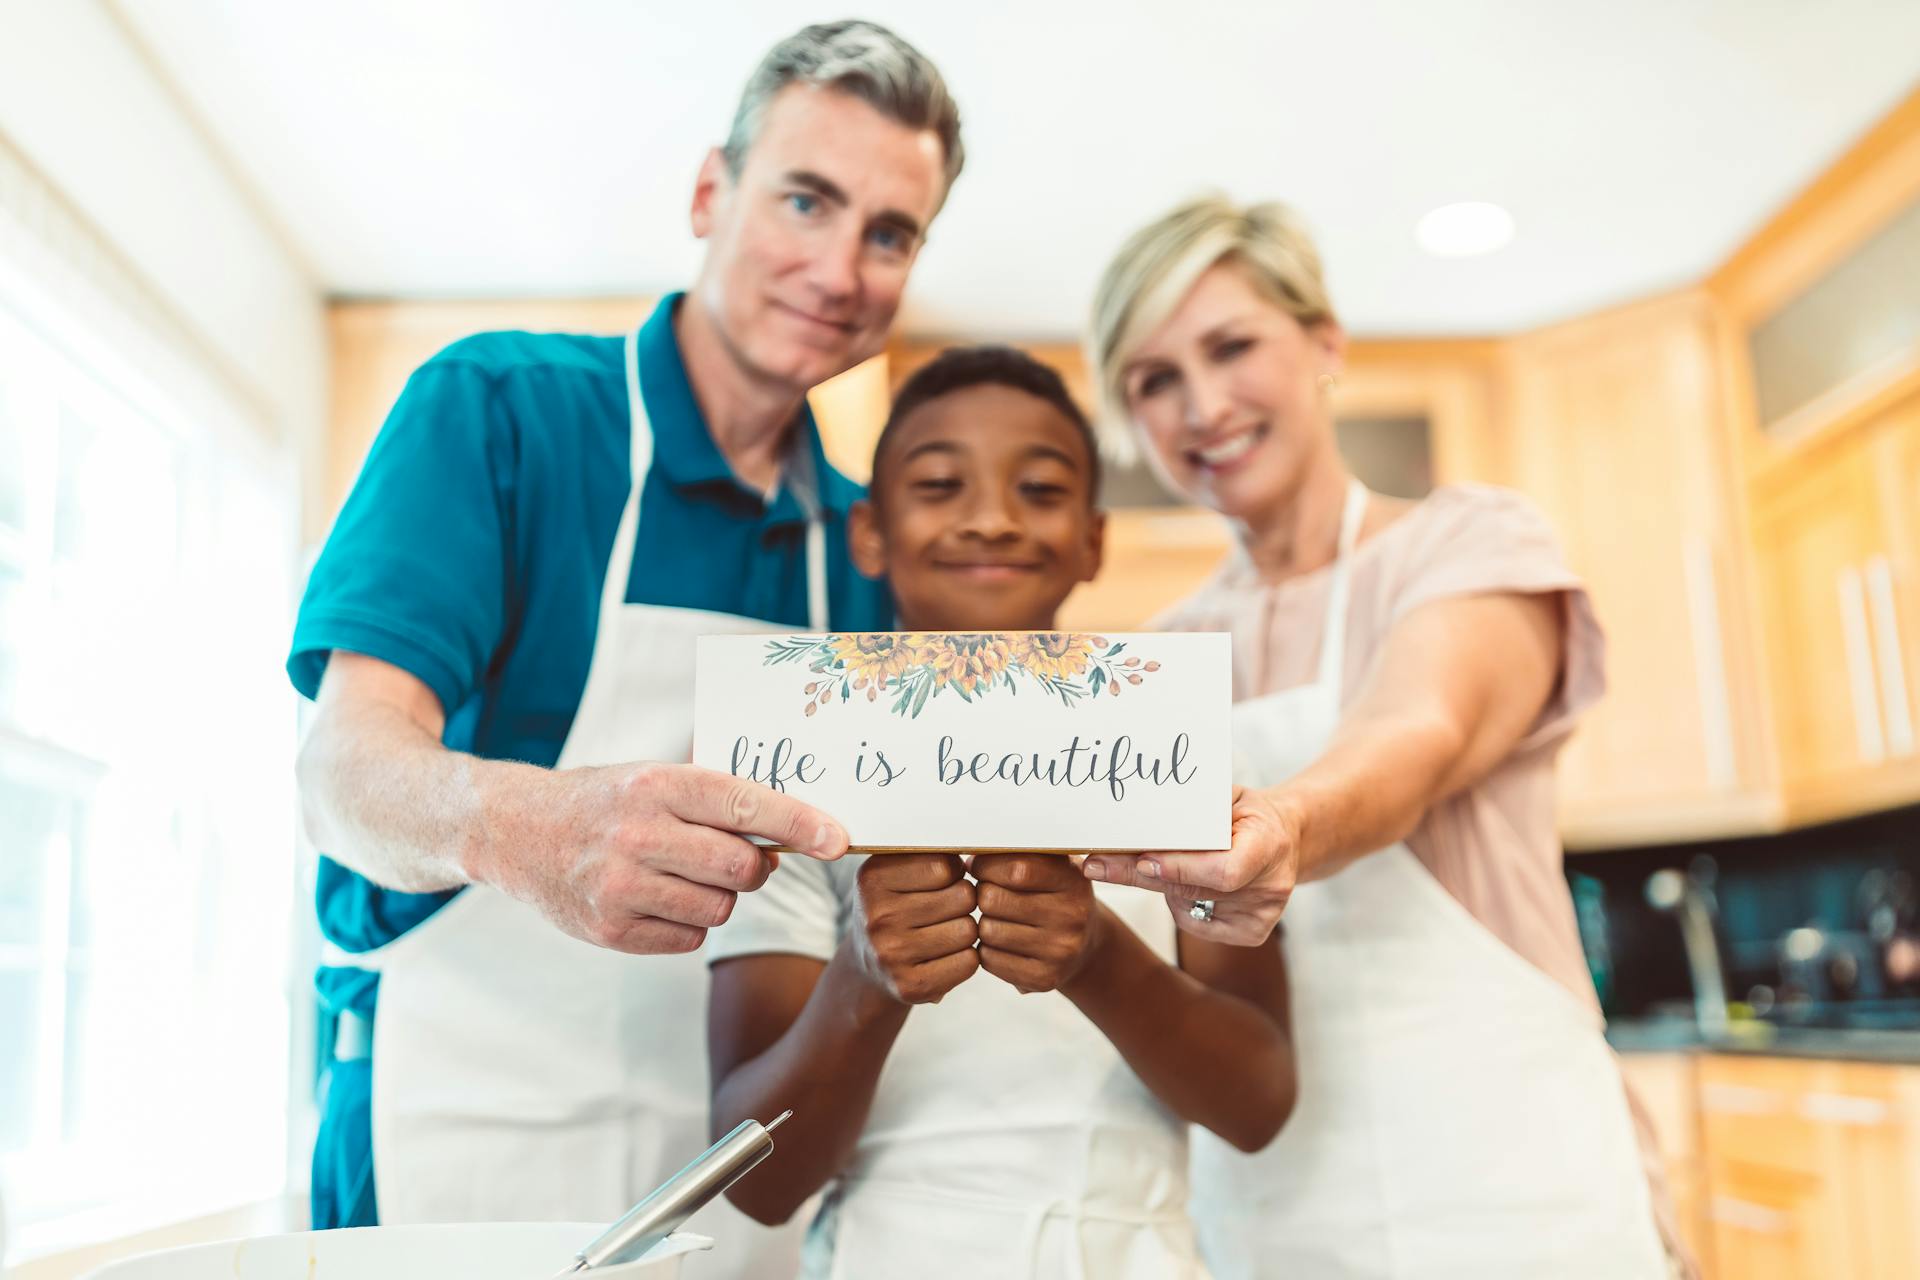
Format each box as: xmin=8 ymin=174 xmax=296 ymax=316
xmin=1703 ymin=88 xmax=1920 ymax=828
xmin=1056 ymin=510 xmax=1230 ymax=632
xmin=1499 ymin=292 xmax=1776 ymax=844
xmin=1873 ymin=394 xmax=1920 ymax=751
xmin=1753 ymin=388 xmax=1920 ymax=822
xmin=1752 ymin=446 xmax=1915 ymax=819
xmin=806 ymin=354 xmax=892 ymax=481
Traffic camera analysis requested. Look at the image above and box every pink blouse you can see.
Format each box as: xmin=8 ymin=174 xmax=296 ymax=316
xmin=1156 ymin=482 xmax=1607 ymax=1011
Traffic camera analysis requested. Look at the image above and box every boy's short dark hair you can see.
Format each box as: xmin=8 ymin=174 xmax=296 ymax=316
xmin=871 ymin=345 xmax=1102 ymax=502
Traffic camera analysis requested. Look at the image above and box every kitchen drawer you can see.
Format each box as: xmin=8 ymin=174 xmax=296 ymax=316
xmin=1698 ymin=1056 xmax=1920 ymax=1278
xmin=1697 ymin=1057 xmax=1831 ymax=1175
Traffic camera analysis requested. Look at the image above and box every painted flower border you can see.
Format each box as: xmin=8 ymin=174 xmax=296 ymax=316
xmin=763 ymin=632 xmax=1161 ymax=719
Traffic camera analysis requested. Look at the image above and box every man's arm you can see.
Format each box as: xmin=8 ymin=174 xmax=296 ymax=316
xmin=297 ymin=651 xmax=850 ymax=954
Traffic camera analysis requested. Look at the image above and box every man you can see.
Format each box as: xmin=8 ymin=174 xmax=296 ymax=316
xmin=287 ymin=21 xmax=962 ymax=1273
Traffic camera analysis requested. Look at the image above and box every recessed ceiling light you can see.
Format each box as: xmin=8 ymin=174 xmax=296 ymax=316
xmin=1415 ymin=202 xmax=1516 ymax=258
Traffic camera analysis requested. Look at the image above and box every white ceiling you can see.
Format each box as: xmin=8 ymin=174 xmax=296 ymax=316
xmin=111 ymin=0 xmax=1920 ymax=338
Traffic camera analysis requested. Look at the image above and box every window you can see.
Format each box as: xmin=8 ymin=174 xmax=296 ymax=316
xmin=0 ymin=281 xmax=302 ymax=1255
xmin=1748 ymin=197 xmax=1920 ymax=430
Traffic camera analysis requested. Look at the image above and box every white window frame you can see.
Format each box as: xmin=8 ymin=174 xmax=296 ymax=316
xmin=0 ymin=153 xmax=315 ymax=1266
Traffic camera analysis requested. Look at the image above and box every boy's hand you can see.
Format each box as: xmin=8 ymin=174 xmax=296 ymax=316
xmin=851 ymin=854 xmax=979 ymax=1005
xmin=973 ymin=854 xmax=1102 ymax=995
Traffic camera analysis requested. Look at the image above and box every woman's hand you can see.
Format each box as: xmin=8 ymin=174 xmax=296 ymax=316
xmin=973 ymin=853 xmax=1103 ymax=993
xmin=1082 ymin=787 xmax=1303 ymax=945
xmin=851 ymin=853 xmax=980 ymax=1004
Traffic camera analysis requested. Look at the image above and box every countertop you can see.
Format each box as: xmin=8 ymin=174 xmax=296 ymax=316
xmin=1607 ymin=1016 xmax=1920 ymax=1064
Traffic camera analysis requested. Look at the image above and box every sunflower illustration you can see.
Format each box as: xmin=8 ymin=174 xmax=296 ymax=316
xmin=762 ymin=631 xmax=1161 ymax=717
xmin=923 ymin=632 xmax=1014 ymax=696
xmin=1014 ymin=632 xmax=1097 ymax=682
xmin=829 ymin=632 xmax=920 ymax=692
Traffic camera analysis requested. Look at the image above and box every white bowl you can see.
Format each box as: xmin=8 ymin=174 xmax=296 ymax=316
xmin=79 ymin=1222 xmax=712 ymax=1279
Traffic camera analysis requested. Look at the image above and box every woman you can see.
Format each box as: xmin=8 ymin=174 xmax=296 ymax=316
xmin=1079 ymin=197 xmax=1683 ymax=1279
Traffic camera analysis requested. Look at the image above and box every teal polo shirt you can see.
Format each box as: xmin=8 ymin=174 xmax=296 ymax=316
xmin=287 ymin=293 xmax=892 ymax=1018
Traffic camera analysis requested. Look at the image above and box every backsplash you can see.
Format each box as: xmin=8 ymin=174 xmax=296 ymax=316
xmin=1566 ymin=802 xmax=1920 ymax=1022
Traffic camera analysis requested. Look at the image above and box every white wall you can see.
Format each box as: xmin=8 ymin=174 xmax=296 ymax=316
xmin=0 ymin=0 xmax=328 ymax=534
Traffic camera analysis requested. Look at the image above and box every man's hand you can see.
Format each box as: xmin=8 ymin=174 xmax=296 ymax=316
xmin=299 ymin=653 xmax=854 ymax=958
xmin=973 ymin=853 xmax=1102 ymax=994
xmin=471 ymin=762 xmax=851 ymax=956
xmin=848 ymin=854 xmax=979 ymax=1004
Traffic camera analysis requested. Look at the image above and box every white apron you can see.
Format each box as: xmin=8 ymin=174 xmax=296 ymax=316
xmin=362 ymin=327 xmax=827 ymax=1279
xmin=1195 ymin=480 xmax=1666 ymax=1279
xmin=805 ymin=874 xmax=1209 ymax=1280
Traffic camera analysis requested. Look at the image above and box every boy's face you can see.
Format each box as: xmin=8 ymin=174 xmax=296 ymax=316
xmin=851 ymin=383 xmax=1105 ymax=632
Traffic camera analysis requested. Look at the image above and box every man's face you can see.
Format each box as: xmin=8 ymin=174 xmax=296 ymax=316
xmin=691 ymin=85 xmax=949 ymax=392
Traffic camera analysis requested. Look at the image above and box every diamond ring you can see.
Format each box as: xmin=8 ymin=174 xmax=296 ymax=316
xmin=1188 ymin=899 xmax=1217 ymax=924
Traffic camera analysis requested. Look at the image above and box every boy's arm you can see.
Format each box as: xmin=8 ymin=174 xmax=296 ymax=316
xmin=708 ymin=948 xmax=906 ymax=1224
xmin=974 ymin=855 xmax=1294 ymax=1153
xmin=708 ymin=854 xmax=978 ymax=1225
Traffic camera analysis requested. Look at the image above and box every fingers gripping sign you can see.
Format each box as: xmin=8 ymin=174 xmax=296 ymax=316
xmin=851 ymin=853 xmax=980 ymax=1005
xmin=495 ymin=762 xmax=850 ymax=957
xmin=661 ymin=766 xmax=851 ymax=861
xmin=971 ymin=853 xmax=1102 ymax=995
xmin=1079 ymin=786 xmax=1300 ymax=946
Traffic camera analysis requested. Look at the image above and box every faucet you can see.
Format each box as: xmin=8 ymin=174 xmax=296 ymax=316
xmin=1645 ymin=860 xmax=1730 ymax=1037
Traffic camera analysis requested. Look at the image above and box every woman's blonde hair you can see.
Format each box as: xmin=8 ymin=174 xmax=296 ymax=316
xmin=1089 ymin=196 xmax=1335 ymax=425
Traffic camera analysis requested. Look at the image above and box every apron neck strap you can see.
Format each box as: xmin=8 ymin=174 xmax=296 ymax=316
xmin=1315 ymin=479 xmax=1368 ymax=691
xmin=615 ymin=327 xmax=830 ymax=632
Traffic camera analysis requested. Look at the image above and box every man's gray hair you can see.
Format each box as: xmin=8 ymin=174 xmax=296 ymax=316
xmin=723 ymin=20 xmax=965 ymax=194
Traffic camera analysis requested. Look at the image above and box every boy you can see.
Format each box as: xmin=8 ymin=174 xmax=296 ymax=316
xmin=705 ymin=347 xmax=1293 ymax=1278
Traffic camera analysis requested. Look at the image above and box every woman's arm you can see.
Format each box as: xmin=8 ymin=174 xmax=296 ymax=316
xmin=1083 ymin=590 xmax=1564 ymax=943
xmin=1275 ymin=589 xmax=1564 ymax=875
xmin=708 ymin=854 xmax=978 ymax=1224
xmin=974 ymin=855 xmax=1294 ymax=1152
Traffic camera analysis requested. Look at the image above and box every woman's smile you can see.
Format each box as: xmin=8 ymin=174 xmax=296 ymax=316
xmin=1187 ymin=422 xmax=1269 ymax=474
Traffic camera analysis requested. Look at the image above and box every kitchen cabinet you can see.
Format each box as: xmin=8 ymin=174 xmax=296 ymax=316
xmin=1867 ymin=390 xmax=1920 ymax=778
xmin=1056 ymin=509 xmax=1230 ymax=631
xmin=1617 ymin=1052 xmax=1714 ymax=1277
xmin=1709 ymin=88 xmax=1920 ymax=828
xmin=1500 ymin=293 xmax=1776 ymax=846
xmin=1750 ymin=388 xmax=1920 ymax=824
xmin=1694 ymin=1054 xmax=1920 ymax=1279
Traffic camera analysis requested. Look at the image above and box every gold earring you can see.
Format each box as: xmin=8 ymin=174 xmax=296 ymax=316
xmin=1317 ymin=371 xmax=1339 ymax=392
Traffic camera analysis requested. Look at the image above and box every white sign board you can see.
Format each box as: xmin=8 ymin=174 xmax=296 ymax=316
xmin=693 ymin=631 xmax=1231 ymax=852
